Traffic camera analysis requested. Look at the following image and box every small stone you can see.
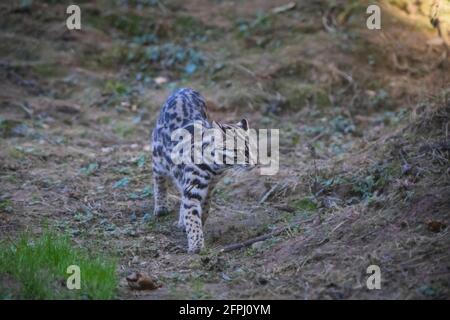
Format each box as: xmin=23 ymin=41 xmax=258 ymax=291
xmin=223 ymin=177 xmax=233 ymax=185
xmin=105 ymin=224 xmax=116 ymax=231
xmin=143 ymin=145 xmax=151 ymax=152
xmin=127 ymin=229 xmax=138 ymax=237
xmin=251 ymin=241 xmax=264 ymax=251
xmin=154 ymin=76 xmax=168 ymax=85
xmin=130 ymin=212 xmax=137 ymax=222
xmin=101 ymin=147 xmax=114 ymax=153
xmin=220 ymin=272 xmax=231 ymax=281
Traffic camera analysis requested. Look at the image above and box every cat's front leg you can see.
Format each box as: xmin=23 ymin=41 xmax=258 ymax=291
xmin=178 ymin=170 xmax=210 ymax=253
xmin=181 ymin=199 xmax=205 ymax=253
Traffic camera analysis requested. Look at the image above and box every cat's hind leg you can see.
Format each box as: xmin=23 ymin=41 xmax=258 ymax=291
xmin=153 ymin=172 xmax=170 ymax=217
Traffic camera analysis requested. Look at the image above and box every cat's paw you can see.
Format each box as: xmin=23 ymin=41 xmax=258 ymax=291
xmin=187 ymin=239 xmax=205 ymax=254
xmin=187 ymin=246 xmax=202 ymax=254
xmin=154 ymin=206 xmax=170 ymax=217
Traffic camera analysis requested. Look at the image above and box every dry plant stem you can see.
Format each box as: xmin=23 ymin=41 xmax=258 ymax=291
xmin=220 ymin=217 xmax=315 ymax=253
xmin=258 ymin=183 xmax=279 ymax=204
xmin=430 ymin=0 xmax=449 ymax=65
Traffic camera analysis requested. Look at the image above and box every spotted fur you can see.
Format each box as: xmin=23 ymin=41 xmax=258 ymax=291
xmin=151 ymin=88 xmax=250 ymax=253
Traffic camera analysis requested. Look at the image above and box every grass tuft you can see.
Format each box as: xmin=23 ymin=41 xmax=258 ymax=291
xmin=0 ymin=231 xmax=117 ymax=299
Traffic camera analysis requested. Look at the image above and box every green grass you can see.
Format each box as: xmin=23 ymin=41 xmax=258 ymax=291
xmin=190 ymin=278 xmax=212 ymax=299
xmin=113 ymin=122 xmax=135 ymax=138
xmin=104 ymin=80 xmax=129 ymax=95
xmin=294 ymin=197 xmax=317 ymax=212
xmin=0 ymin=231 xmax=118 ymax=299
xmin=0 ymin=199 xmax=13 ymax=212
xmin=31 ymin=63 xmax=64 ymax=78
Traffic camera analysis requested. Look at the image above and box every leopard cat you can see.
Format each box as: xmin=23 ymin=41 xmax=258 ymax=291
xmin=151 ymin=88 xmax=252 ymax=253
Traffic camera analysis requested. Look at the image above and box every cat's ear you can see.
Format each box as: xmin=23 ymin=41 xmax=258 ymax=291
xmin=236 ymin=119 xmax=249 ymax=131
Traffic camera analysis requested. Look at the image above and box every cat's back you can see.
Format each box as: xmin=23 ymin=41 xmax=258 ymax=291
xmin=157 ymin=88 xmax=208 ymax=131
xmin=152 ymin=88 xmax=209 ymax=159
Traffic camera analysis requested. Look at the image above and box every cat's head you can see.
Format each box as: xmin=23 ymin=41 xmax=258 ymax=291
xmin=210 ymin=119 xmax=256 ymax=170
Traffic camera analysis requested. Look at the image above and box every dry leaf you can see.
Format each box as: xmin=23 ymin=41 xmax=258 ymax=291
xmin=126 ymin=272 xmax=161 ymax=290
xmin=427 ymin=221 xmax=447 ymax=233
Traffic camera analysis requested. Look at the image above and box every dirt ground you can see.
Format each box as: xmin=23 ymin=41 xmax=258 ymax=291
xmin=0 ymin=0 xmax=449 ymax=299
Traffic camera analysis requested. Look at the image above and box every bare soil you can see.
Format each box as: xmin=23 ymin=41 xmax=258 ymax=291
xmin=0 ymin=0 xmax=449 ymax=299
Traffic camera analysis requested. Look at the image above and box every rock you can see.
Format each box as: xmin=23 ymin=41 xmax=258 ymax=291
xmin=105 ymin=224 xmax=116 ymax=231
xmin=126 ymin=229 xmax=138 ymax=237
xmin=223 ymin=177 xmax=233 ymax=185
xmin=101 ymin=147 xmax=114 ymax=153
xmin=220 ymin=272 xmax=231 ymax=281
xmin=154 ymin=76 xmax=168 ymax=85
xmin=251 ymin=241 xmax=264 ymax=251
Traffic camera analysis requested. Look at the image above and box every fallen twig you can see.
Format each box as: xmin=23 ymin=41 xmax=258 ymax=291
xmin=258 ymin=183 xmax=279 ymax=204
xmin=272 ymin=2 xmax=296 ymax=14
xmin=322 ymin=10 xmax=336 ymax=33
xmin=19 ymin=101 xmax=33 ymax=118
xmin=220 ymin=217 xmax=315 ymax=253
xmin=231 ymin=63 xmax=258 ymax=79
